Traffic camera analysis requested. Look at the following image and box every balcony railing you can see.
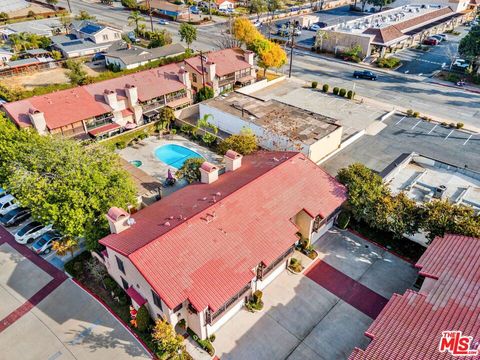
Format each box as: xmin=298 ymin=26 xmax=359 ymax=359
xmin=206 ymin=282 xmax=251 ymax=324
xmin=86 ymin=116 xmax=113 ymax=130
xmin=218 ymin=75 xmax=235 ymax=86
xmin=165 ymin=93 xmax=188 ymax=104
xmin=142 ymin=99 xmax=166 ymax=112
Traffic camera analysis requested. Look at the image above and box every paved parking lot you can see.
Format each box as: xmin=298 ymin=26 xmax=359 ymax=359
xmin=394 ymin=27 xmax=469 ymax=76
xmin=323 ymin=113 xmax=480 ymax=175
xmin=0 ymin=226 xmax=151 ymax=360
xmin=214 ymin=229 xmax=418 ymax=360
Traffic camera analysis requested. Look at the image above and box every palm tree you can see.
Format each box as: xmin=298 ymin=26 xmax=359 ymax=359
xmin=128 ymin=11 xmax=144 ymax=35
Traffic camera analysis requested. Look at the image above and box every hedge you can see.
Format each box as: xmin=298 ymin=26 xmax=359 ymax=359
xmin=100 ymin=122 xmax=157 ymax=150
xmin=339 ymin=88 xmax=347 ymax=97
xmin=333 ymin=87 xmax=339 ymax=95
xmin=377 ymin=57 xmax=401 ymax=69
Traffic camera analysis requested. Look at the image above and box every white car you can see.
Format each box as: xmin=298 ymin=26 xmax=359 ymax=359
xmin=293 ymin=28 xmax=302 ymax=36
xmin=14 ymin=221 xmax=53 ymax=245
xmin=253 ymin=20 xmax=262 ymax=27
xmin=0 ymin=194 xmax=18 ymax=216
xmin=310 ymin=24 xmax=320 ymax=31
xmin=158 ymin=19 xmax=169 ymax=25
xmin=453 ymin=59 xmax=469 ymax=69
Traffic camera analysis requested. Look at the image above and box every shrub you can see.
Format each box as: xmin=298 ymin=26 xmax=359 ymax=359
xmin=104 ymin=277 xmax=117 ymax=292
xmin=377 ymin=57 xmax=401 ymax=69
xmin=136 ymin=305 xmax=151 ymax=333
xmin=322 ymin=84 xmax=329 ymax=92
xmin=449 ymin=122 xmax=456 ymax=128
xmin=311 ymin=81 xmax=318 ymax=88
xmin=209 ymin=334 xmax=216 ymax=342
xmin=27 ymin=10 xmax=36 ymax=17
xmin=441 ymin=121 xmax=448 ymax=126
xmin=333 ymin=87 xmax=339 ymax=95
xmin=218 ymin=128 xmax=258 ymax=155
xmin=413 ymin=112 xmax=419 ymax=118
xmin=456 ymin=122 xmax=464 ymax=129
xmin=115 ymin=140 xmax=127 ymax=149
xmin=253 ymin=290 xmax=263 ymax=305
xmin=289 ymin=258 xmax=302 ymax=272
xmin=406 ymin=109 xmax=414 ymax=117
xmin=347 ymin=90 xmax=355 ymax=99
xmin=337 ymin=211 xmax=350 ymax=229
xmin=339 ymin=88 xmax=347 ymax=97
xmin=176 ymin=157 xmax=204 ymax=183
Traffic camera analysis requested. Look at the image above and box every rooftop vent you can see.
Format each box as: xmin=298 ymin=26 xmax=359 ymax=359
xmin=433 ymin=185 xmax=447 ymax=199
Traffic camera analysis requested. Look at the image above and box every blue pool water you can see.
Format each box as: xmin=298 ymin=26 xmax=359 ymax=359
xmin=154 ymin=144 xmax=204 ymax=169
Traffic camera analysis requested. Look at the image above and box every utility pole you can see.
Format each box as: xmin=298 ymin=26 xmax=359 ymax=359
xmin=66 ymin=0 xmax=72 ymax=13
xmin=147 ymin=0 xmax=154 ymax=32
xmin=288 ymin=23 xmax=295 ymax=78
xmin=200 ymin=50 xmax=206 ymax=87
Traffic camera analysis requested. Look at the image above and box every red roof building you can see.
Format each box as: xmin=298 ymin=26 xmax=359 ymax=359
xmin=100 ymin=151 xmax=346 ymax=339
xmin=349 ymin=234 xmax=480 ymax=360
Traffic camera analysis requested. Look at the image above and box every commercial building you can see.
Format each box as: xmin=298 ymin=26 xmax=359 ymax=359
xmin=98 ymin=150 xmax=347 ymax=340
xmin=350 ymin=234 xmax=480 ymax=359
xmin=105 ymin=42 xmax=186 ymax=70
xmin=184 ymin=48 xmax=256 ymax=95
xmin=146 ymin=0 xmax=189 ymax=19
xmin=199 ymin=92 xmax=343 ymax=163
xmin=51 ymin=21 xmax=122 ymax=58
xmin=2 ymin=62 xmax=193 ymax=139
xmin=316 ymin=2 xmax=476 ymax=57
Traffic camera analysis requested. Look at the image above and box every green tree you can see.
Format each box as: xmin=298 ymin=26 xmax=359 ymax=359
xmin=0 ymin=12 xmax=9 ymax=22
xmin=128 ymin=11 xmax=144 ymax=35
xmin=176 ymin=157 xmax=204 ymax=183
xmin=136 ymin=305 xmax=151 ymax=333
xmin=337 ymin=163 xmax=391 ymax=229
xmin=195 ymin=86 xmax=214 ymax=103
xmin=157 ymin=106 xmax=176 ymax=131
xmin=249 ymin=0 xmax=267 ymax=17
xmin=46 ymin=0 xmax=59 ymax=8
xmin=75 ymin=10 xmax=96 ymax=20
xmin=60 ymin=14 xmax=71 ymax=33
xmin=121 ymin=0 xmax=138 ymax=9
xmin=65 ymin=59 xmax=88 ymax=85
xmin=51 ymin=50 xmax=62 ymax=60
xmin=197 ymin=114 xmax=218 ymax=145
xmin=0 ymin=117 xmax=136 ymax=249
xmin=218 ymin=128 xmax=258 ymax=155
xmin=147 ymin=29 xmax=172 ymax=48
xmin=52 ymin=237 xmax=79 ymax=258
xmin=179 ymin=23 xmax=197 ymax=50
xmin=459 ymin=25 xmax=480 ymax=60
xmin=151 ymin=318 xmax=185 ymax=359
xmin=367 ymin=0 xmax=395 ymax=10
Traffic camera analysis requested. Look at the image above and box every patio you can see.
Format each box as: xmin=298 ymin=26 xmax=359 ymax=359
xmin=116 ymin=134 xmax=222 ymax=194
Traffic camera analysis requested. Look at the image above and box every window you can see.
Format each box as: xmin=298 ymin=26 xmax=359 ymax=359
xmin=151 ymin=290 xmax=163 ymax=310
xmin=120 ymin=277 xmax=129 ymax=290
xmin=116 ymin=256 xmax=125 ymax=274
xmin=192 ymin=73 xmax=197 ymax=82
xmin=173 ymin=303 xmax=183 ymax=312
xmin=114 ymin=33 xmax=120 ymax=38
xmin=102 ymin=34 xmax=109 ymax=41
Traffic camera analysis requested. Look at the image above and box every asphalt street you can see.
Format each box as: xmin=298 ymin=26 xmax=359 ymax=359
xmin=58 ymin=0 xmax=480 ymax=129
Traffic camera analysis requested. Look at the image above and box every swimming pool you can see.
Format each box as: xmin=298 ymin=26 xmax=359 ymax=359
xmin=154 ymin=144 xmax=204 ymax=169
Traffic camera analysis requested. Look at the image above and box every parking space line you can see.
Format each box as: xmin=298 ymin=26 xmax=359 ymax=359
xmin=427 ymin=124 xmax=438 ymax=134
xmin=395 ymin=116 xmax=406 ymax=125
xmin=411 ymin=120 xmax=422 ymax=130
xmin=328 ymin=98 xmax=338 ymax=105
xmin=444 ymin=129 xmax=454 ymax=140
xmin=463 ymin=134 xmax=473 ymax=145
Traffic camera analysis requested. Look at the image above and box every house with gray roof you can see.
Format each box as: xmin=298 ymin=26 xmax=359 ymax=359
xmin=105 ymin=42 xmax=186 ymax=70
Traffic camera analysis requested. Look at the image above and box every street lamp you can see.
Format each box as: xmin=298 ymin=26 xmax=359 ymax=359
xmin=288 ymin=22 xmax=295 ymax=78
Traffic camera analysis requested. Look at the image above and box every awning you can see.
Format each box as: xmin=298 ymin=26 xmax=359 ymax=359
xmin=236 ymin=75 xmax=255 ymax=83
xmin=125 ymin=122 xmax=137 ymax=130
xmin=166 ymin=96 xmax=190 ymax=108
xmin=88 ymin=122 xmax=120 ymax=136
xmin=126 ymin=286 xmax=147 ymax=307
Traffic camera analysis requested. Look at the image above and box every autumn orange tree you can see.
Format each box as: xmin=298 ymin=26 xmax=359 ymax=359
xmin=232 ymin=17 xmax=262 ymax=45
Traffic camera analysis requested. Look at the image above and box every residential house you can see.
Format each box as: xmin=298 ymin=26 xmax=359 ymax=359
xmin=199 ymin=92 xmax=343 ymax=163
xmin=147 ymin=0 xmax=189 ymax=19
xmin=51 ymin=21 xmax=122 ymax=58
xmin=98 ymin=150 xmax=347 ymax=339
xmin=350 ymin=234 xmax=480 ymax=359
xmin=184 ymin=48 xmax=256 ymax=96
xmin=0 ymin=18 xmax=62 ymax=38
xmin=2 ymin=62 xmax=192 ymax=139
xmin=215 ymin=0 xmax=235 ymax=10
xmin=105 ymin=42 xmax=186 ymax=70
xmin=0 ymin=48 xmax=14 ymax=67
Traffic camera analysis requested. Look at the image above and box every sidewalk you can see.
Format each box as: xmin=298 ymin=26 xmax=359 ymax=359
xmin=426 ymin=77 xmax=480 ymax=95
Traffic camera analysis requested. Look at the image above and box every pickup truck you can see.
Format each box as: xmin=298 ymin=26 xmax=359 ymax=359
xmin=353 ymin=70 xmax=377 ymax=80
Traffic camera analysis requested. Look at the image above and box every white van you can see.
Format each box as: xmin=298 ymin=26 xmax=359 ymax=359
xmin=0 ymin=195 xmax=18 ymax=216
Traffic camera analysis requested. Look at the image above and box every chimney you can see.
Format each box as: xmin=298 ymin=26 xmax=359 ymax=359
xmin=179 ymin=66 xmax=191 ymax=89
xmin=106 ymin=207 xmax=132 ymax=234
xmin=199 ymin=161 xmax=219 ymax=184
xmin=224 ymin=150 xmax=243 ymax=171
xmin=103 ymin=89 xmax=118 ymax=110
xmin=244 ymin=50 xmax=254 ymax=66
xmin=125 ymin=83 xmax=138 ymax=106
xmin=205 ymin=61 xmax=216 ymax=83
xmin=28 ymin=108 xmax=47 ymax=135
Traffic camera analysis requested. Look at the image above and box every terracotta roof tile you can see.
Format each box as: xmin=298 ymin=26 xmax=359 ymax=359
xmin=185 ymin=48 xmax=251 ymax=77
xmin=100 ymin=151 xmax=347 ymax=311
xmin=349 ymin=234 xmax=480 ymax=360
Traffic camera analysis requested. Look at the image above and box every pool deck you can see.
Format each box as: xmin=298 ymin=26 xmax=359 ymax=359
xmin=117 ymin=135 xmax=222 ymax=183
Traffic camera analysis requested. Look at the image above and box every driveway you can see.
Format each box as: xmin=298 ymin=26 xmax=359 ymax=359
xmin=323 ymin=113 xmax=480 ymax=175
xmin=0 ymin=226 xmax=151 ymax=360
xmin=214 ymin=229 xmax=418 ymax=360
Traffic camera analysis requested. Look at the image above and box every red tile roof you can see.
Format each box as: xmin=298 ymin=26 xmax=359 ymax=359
xmin=2 ymin=63 xmax=185 ymax=130
xmin=185 ymin=48 xmax=251 ymax=77
xmin=100 ymin=151 xmax=347 ymax=312
xmin=395 ymin=7 xmax=453 ymax=31
xmin=88 ymin=122 xmax=120 ymax=136
xmin=349 ymin=234 xmax=480 ymax=360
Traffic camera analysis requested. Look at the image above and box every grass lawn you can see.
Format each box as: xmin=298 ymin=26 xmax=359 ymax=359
xmin=349 ymin=220 xmax=426 ymax=263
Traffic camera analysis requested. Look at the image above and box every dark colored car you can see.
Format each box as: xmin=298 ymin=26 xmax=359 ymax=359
xmin=0 ymin=207 xmax=30 ymax=227
xmin=92 ymin=52 xmax=105 ymax=62
xmin=31 ymin=231 xmax=62 ymax=255
xmin=423 ymin=38 xmax=439 ymax=46
xmin=353 ymin=70 xmax=377 ymax=80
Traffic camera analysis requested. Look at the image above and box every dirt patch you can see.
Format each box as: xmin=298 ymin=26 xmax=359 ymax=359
xmin=6 ymin=3 xmax=55 ymax=18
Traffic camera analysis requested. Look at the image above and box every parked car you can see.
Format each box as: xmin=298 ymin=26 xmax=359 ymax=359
xmin=0 ymin=194 xmax=18 ymax=216
xmin=310 ymin=24 xmax=321 ymax=31
xmin=158 ymin=19 xmax=169 ymax=25
xmin=0 ymin=188 xmax=5 ymax=198
xmin=91 ymin=52 xmax=105 ymax=62
xmin=430 ymin=35 xmax=444 ymax=42
xmin=436 ymin=33 xmax=448 ymax=41
xmin=14 ymin=221 xmax=52 ymax=244
xmin=31 ymin=231 xmax=62 ymax=255
xmin=0 ymin=208 xmax=30 ymax=227
xmin=127 ymin=32 xmax=140 ymax=43
xmin=453 ymin=58 xmax=469 ymax=69
xmin=293 ymin=28 xmax=302 ymax=36
xmin=253 ymin=20 xmax=262 ymax=27
xmin=423 ymin=38 xmax=439 ymax=45
xmin=353 ymin=70 xmax=377 ymax=80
